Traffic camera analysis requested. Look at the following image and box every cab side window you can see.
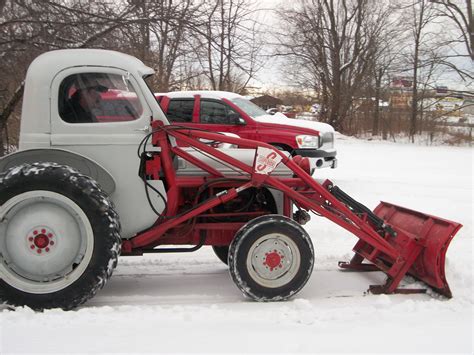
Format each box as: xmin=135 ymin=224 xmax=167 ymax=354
xmin=200 ymin=100 xmax=239 ymax=124
xmin=167 ymin=99 xmax=194 ymax=123
xmin=58 ymin=73 xmax=143 ymax=124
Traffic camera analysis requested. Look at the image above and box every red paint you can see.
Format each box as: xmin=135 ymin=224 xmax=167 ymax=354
xmin=192 ymin=95 xmax=200 ymax=122
xmin=34 ymin=234 xmax=49 ymax=249
xmin=264 ymin=252 xmax=281 ymax=269
xmin=256 ymin=152 xmax=277 ymax=172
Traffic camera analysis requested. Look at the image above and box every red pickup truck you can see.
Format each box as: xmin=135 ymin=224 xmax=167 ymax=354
xmin=94 ymin=90 xmax=337 ymax=169
xmin=156 ymin=91 xmax=337 ymax=169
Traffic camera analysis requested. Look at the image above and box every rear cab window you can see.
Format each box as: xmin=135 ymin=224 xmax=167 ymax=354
xmin=58 ymin=73 xmax=143 ymax=124
xmin=167 ymin=99 xmax=194 ymax=123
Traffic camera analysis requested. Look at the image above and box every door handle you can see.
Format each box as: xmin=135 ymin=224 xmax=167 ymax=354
xmin=134 ymin=126 xmax=150 ymax=133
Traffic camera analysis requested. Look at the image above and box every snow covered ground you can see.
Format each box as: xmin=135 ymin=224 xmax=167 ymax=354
xmin=1 ymin=136 xmax=472 ymax=354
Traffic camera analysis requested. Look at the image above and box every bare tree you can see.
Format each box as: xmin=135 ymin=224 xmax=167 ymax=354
xmin=277 ymin=0 xmax=394 ymax=132
xmin=196 ymin=0 xmax=264 ymax=93
xmin=431 ymin=0 xmax=473 ymax=60
xmin=120 ymin=0 xmax=202 ymax=92
xmin=400 ymin=0 xmax=456 ymax=141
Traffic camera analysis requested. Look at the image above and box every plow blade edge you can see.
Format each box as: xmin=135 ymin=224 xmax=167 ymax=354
xmin=373 ymin=202 xmax=462 ymax=297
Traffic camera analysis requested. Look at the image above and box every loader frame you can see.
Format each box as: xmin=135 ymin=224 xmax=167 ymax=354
xmin=121 ymin=123 xmax=461 ymax=298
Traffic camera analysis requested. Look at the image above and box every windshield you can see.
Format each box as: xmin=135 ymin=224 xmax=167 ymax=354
xmin=143 ymin=74 xmax=159 ymax=101
xmin=230 ymin=97 xmax=268 ymax=118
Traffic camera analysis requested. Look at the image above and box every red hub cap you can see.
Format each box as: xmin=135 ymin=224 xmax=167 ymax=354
xmin=263 ymin=250 xmax=284 ymax=271
xmin=34 ymin=234 xmax=49 ymax=249
xmin=27 ymin=226 xmax=57 ymax=255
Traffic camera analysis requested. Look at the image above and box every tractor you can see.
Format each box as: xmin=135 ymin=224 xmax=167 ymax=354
xmin=0 ymin=49 xmax=462 ymax=310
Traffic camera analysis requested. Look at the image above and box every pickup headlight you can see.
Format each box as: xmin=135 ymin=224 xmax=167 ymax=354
xmin=296 ymin=135 xmax=320 ymax=148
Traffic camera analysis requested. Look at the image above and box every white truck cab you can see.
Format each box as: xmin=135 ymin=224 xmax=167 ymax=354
xmin=14 ymin=49 xmax=168 ymax=238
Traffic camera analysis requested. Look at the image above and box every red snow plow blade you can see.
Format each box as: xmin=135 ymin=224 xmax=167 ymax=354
xmin=341 ymin=202 xmax=462 ymax=297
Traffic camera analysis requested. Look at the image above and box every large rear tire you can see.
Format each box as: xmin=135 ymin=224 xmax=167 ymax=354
xmin=0 ymin=163 xmax=121 ymax=310
xmin=228 ymin=215 xmax=314 ymax=301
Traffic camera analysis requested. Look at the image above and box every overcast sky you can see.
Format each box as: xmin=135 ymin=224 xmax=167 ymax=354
xmin=248 ymin=0 xmax=473 ymax=93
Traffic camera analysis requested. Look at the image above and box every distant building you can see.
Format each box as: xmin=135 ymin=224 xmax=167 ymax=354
xmin=435 ymin=86 xmax=449 ymax=95
xmin=389 ymin=93 xmax=412 ymax=110
xmin=390 ymin=76 xmax=413 ymax=90
xmin=423 ymin=97 xmax=464 ymax=114
xmin=251 ymin=95 xmax=283 ymax=110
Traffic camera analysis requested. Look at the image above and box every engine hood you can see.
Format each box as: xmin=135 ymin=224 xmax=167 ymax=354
xmin=253 ymin=114 xmax=335 ymax=134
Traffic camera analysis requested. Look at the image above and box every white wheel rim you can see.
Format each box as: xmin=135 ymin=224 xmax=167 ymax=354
xmin=0 ymin=191 xmax=94 ymax=294
xmin=246 ymin=233 xmax=301 ymax=288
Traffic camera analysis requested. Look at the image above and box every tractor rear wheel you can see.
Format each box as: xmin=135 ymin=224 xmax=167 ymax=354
xmin=228 ymin=215 xmax=314 ymax=301
xmin=0 ymin=163 xmax=121 ymax=310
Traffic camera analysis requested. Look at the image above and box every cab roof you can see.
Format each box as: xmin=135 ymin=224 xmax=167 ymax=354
xmin=156 ymin=90 xmax=243 ymax=100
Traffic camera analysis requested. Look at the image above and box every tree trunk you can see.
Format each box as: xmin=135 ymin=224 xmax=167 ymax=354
xmin=372 ymin=69 xmax=382 ymax=136
xmin=0 ymin=84 xmax=24 ymax=157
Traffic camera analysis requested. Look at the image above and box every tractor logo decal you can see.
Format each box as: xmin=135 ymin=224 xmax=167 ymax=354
xmin=255 ymin=147 xmax=282 ymax=175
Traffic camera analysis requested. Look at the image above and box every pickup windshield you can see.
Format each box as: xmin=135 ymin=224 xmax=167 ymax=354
xmin=230 ymin=97 xmax=267 ymax=118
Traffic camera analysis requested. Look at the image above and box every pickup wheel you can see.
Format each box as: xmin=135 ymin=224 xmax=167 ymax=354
xmin=228 ymin=215 xmax=314 ymax=301
xmin=212 ymin=245 xmax=229 ymax=265
xmin=0 ymin=163 xmax=121 ymax=310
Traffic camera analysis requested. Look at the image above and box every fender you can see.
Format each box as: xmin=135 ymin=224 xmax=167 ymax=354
xmin=0 ymin=148 xmax=116 ymax=195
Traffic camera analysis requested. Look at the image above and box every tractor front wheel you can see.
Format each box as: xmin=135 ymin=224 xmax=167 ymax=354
xmin=0 ymin=163 xmax=121 ymax=310
xmin=228 ymin=215 xmax=314 ymax=301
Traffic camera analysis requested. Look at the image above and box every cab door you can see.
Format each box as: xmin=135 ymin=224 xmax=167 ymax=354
xmin=50 ymin=67 xmax=164 ymax=238
xmin=193 ymin=98 xmax=256 ymax=139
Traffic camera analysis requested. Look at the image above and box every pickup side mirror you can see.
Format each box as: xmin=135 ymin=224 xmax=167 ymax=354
xmin=228 ymin=111 xmax=245 ymax=125
xmin=236 ymin=117 xmax=246 ymax=125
